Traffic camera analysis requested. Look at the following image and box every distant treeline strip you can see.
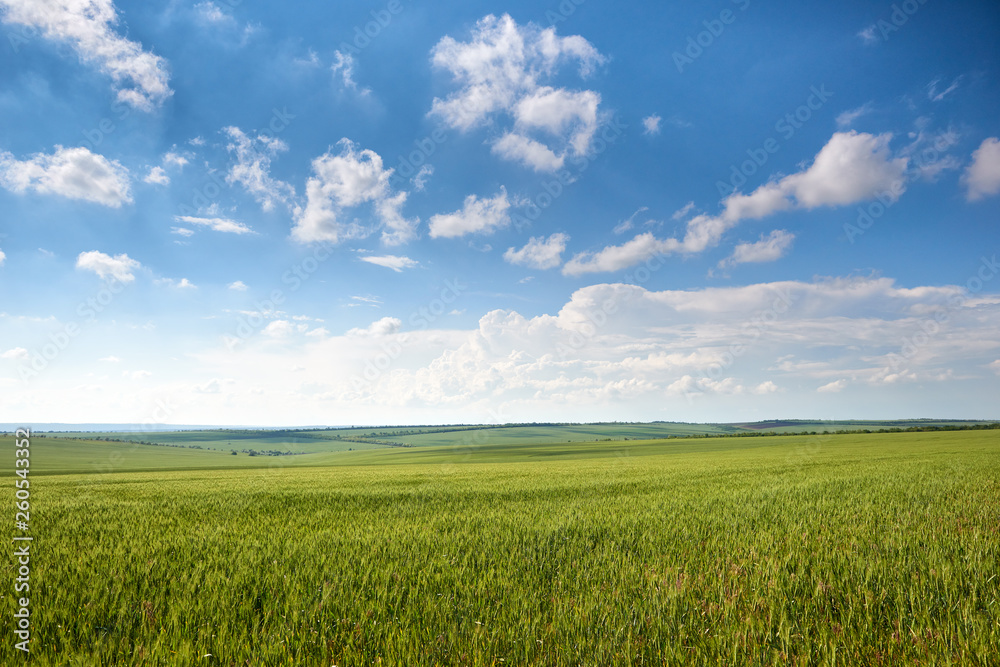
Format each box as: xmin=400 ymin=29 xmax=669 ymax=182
xmin=667 ymin=422 xmax=1000 ymax=440
xmin=31 ymin=436 xmax=302 ymax=457
xmin=9 ymin=422 xmax=997 ymax=453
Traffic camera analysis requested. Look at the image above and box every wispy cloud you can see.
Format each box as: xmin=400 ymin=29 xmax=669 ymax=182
xmin=174 ymin=215 xmax=255 ymax=235
xmin=613 ymin=207 xmax=649 ymax=235
xmin=331 ymin=50 xmax=371 ymax=96
xmin=718 ymin=230 xmax=795 ymax=269
xmin=359 ymin=255 xmax=419 ymax=272
xmin=927 ymin=76 xmax=962 ymax=102
xmin=224 ymin=127 xmax=295 ymax=212
xmin=836 ymin=103 xmax=874 ymax=128
xmin=0 ymin=0 xmax=171 ymax=110
xmin=564 ymin=131 xmax=906 ymax=275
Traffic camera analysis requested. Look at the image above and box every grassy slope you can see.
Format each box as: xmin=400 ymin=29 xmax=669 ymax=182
xmin=730 ymin=419 xmax=994 ymax=433
xmin=33 ymin=430 xmax=381 ymax=455
xmin=7 ymin=427 xmax=1000 ymax=474
xmin=0 ymin=437 xmax=342 ymax=476
xmin=1 ymin=430 xmax=997 ymax=664
xmin=38 ymin=420 xmax=995 ymax=455
xmin=38 ymin=423 xmax=737 ymax=454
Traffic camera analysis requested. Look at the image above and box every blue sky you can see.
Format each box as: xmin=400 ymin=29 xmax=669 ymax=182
xmin=1 ymin=0 xmax=998 ymax=426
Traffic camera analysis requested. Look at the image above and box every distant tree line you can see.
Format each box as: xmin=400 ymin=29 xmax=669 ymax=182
xmin=665 ymin=423 xmax=1000 ymax=439
xmin=46 ymin=436 xmax=303 ymax=457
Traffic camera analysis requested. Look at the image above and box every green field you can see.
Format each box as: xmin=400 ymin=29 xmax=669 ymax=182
xmin=3 ymin=428 xmax=998 ymax=665
xmin=38 ymin=419 xmax=994 ymax=454
xmin=33 ymin=422 xmax=741 ymax=455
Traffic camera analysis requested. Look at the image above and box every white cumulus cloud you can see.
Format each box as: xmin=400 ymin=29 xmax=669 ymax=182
xmin=504 ymin=233 xmax=568 ymax=270
xmin=143 ymin=166 xmax=169 ymax=185
xmin=155 ymin=277 xmax=197 ymax=289
xmin=963 ymin=137 xmax=1000 ymax=201
xmin=718 ymin=230 xmax=795 ymax=269
xmin=818 ymin=379 xmax=847 ymax=393
xmin=514 ymin=87 xmax=600 ymax=156
xmin=293 ymin=139 xmax=416 ymax=245
xmin=779 ymin=131 xmax=907 ymax=208
xmin=163 ymin=152 xmax=188 ymax=169
xmin=347 ymin=317 xmax=402 ymax=337
xmin=0 ymin=0 xmax=171 ymax=110
xmin=563 ymin=131 xmax=907 ymax=275
xmin=429 ymin=14 xmax=606 ymax=172
xmin=752 ymin=381 xmax=779 ymax=395
xmin=429 ymin=188 xmax=511 ymax=239
xmin=194 ymin=1 xmax=230 ymax=25
xmin=563 ymin=232 xmax=676 ymax=276
xmin=492 ymin=133 xmax=565 ymax=172
xmin=642 ymin=115 xmax=662 ymax=135
xmin=0 ymin=145 xmax=131 ymax=207
xmin=76 ymin=250 xmax=141 ymax=282
xmin=167 ymin=274 xmax=1000 ymax=423
xmin=262 ymin=320 xmax=294 ymax=337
